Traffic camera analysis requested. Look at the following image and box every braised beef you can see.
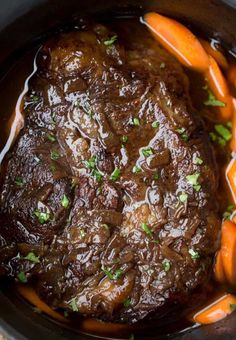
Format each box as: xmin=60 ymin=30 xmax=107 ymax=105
xmin=0 ymin=22 xmax=220 ymax=323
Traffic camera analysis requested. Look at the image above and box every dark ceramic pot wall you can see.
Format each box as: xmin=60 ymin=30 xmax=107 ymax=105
xmin=0 ymin=1 xmax=236 ymax=339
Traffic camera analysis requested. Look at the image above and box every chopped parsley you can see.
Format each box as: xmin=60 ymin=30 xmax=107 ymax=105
xmin=15 ymin=176 xmax=24 ymax=187
xmin=175 ymin=127 xmax=189 ymax=142
xmin=162 ymin=260 xmax=171 ymax=272
xmin=204 ymin=89 xmax=225 ymax=107
xmin=121 ymin=135 xmax=128 ymax=144
xmin=209 ymin=132 xmax=226 ymax=146
xmin=153 ymin=173 xmax=159 ymax=180
xmin=179 ymin=192 xmax=188 ymax=203
xmin=141 ymin=222 xmax=153 ymax=238
xmin=69 ymin=297 xmax=79 ymax=312
xmin=30 ymin=94 xmax=40 ymax=102
xmin=131 ymin=117 xmax=140 ymax=126
xmin=214 ymin=124 xmax=232 ymax=142
xmin=84 ymin=156 xmax=103 ymax=182
xmin=50 ymin=150 xmax=60 ymax=160
xmin=102 ymin=267 xmax=123 ymax=280
xmin=110 ymin=168 xmax=121 ymax=181
xmin=61 ymin=194 xmax=69 ymax=209
xmin=47 ymin=133 xmax=56 ymax=142
xmin=193 ymin=156 xmax=203 ymax=165
xmin=186 ymin=173 xmax=201 ymax=191
xmin=123 ymin=298 xmax=131 ymax=308
xmin=188 ymin=249 xmax=200 ymax=260
xmin=34 ymin=210 xmax=50 ymax=224
xmin=17 ymin=271 xmax=27 ymax=283
xmin=24 ymin=252 xmax=40 ymax=264
xmin=223 ymin=204 xmax=234 ymax=219
xmin=132 ymin=165 xmax=141 ymax=173
xmin=152 ymin=121 xmax=159 ymax=128
xmin=84 ymin=155 xmax=96 ymax=169
xmin=230 ymin=303 xmax=236 ymax=311
xmin=104 ymin=35 xmax=118 ymax=46
xmin=142 ymin=147 xmax=153 ymax=157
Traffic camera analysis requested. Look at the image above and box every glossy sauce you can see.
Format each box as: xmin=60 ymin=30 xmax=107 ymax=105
xmin=0 ymin=17 xmax=235 ymax=339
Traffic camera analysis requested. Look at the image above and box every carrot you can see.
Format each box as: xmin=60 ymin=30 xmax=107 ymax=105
xmin=230 ymin=98 xmax=236 ymax=152
xmin=227 ymin=64 xmax=236 ymax=90
xmin=214 ymin=251 xmax=225 ymax=284
xmin=220 ymin=220 xmax=236 ymax=285
xmin=194 ymin=293 xmax=236 ymax=324
xmin=144 ymin=12 xmax=209 ymax=72
xmin=17 ymin=284 xmax=66 ymax=322
xmin=205 ymin=55 xmax=233 ymax=120
xmin=199 ymin=38 xmax=228 ymax=70
xmin=226 ymin=158 xmax=236 ymax=203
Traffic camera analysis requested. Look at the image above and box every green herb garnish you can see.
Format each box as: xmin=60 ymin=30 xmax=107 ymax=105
xmin=176 ymin=127 xmax=189 ymax=142
xmin=132 ymin=117 xmax=140 ymax=126
xmin=24 ymin=252 xmax=40 ymax=264
xmin=102 ymin=267 xmax=123 ymax=280
xmin=80 ymin=229 xmax=86 ymax=238
xmin=160 ymin=62 xmax=166 ymax=69
xmin=123 ymin=298 xmax=131 ymax=308
xmin=186 ymin=173 xmax=201 ymax=191
xmin=61 ymin=194 xmax=69 ymax=209
xmin=121 ymin=135 xmax=128 ymax=144
xmin=162 ymin=260 xmax=171 ymax=272
xmin=104 ymin=35 xmax=118 ymax=46
xmin=132 ymin=165 xmax=141 ymax=173
xmin=50 ymin=150 xmax=60 ymax=160
xmin=142 ymin=147 xmax=153 ymax=157
xmin=188 ymin=249 xmax=200 ymax=260
xmin=214 ymin=124 xmax=232 ymax=142
xmin=153 ymin=173 xmax=159 ymax=180
xmin=34 ymin=210 xmax=50 ymax=224
xmin=179 ymin=192 xmax=188 ymax=203
xmin=141 ymin=222 xmax=153 ymax=238
xmin=47 ymin=133 xmax=56 ymax=142
xmin=110 ymin=168 xmax=121 ymax=181
xmin=84 ymin=155 xmax=96 ymax=169
xmin=15 ymin=176 xmax=24 ymax=187
xmin=31 ymin=95 xmax=40 ymax=102
xmin=69 ymin=297 xmax=79 ymax=312
xmin=152 ymin=121 xmax=159 ymax=128
xmin=17 ymin=271 xmax=27 ymax=283
xmin=193 ymin=156 xmax=203 ymax=165
xmin=204 ymin=90 xmax=225 ymax=107
xmin=223 ymin=204 xmax=234 ymax=219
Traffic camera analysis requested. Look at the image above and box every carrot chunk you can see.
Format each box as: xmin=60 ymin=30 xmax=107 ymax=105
xmin=205 ymin=56 xmax=233 ymax=120
xmin=194 ymin=294 xmax=236 ymax=324
xmin=226 ymin=159 xmax=236 ymax=203
xmin=220 ymin=220 xmax=236 ymax=285
xmin=214 ymin=251 xmax=225 ymax=284
xmin=200 ymin=38 xmax=228 ymax=69
xmin=144 ymin=12 xmax=209 ymax=72
xmin=230 ymin=98 xmax=236 ymax=152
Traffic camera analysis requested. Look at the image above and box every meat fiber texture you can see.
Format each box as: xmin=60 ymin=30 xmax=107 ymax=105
xmin=0 ymin=22 xmax=220 ymax=323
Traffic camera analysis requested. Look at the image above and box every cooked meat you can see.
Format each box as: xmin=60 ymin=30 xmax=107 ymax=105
xmin=0 ymin=21 xmax=220 ymax=323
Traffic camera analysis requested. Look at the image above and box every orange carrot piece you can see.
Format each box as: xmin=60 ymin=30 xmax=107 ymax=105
xmin=206 ymin=55 xmax=233 ymax=120
xmin=17 ymin=285 xmax=66 ymax=322
xmin=194 ymin=294 xmax=236 ymax=324
xmin=200 ymin=38 xmax=228 ymax=69
xmin=214 ymin=251 xmax=225 ymax=284
xmin=227 ymin=64 xmax=236 ymax=90
xmin=230 ymin=98 xmax=236 ymax=152
xmin=226 ymin=158 xmax=236 ymax=203
xmin=144 ymin=12 xmax=209 ymax=72
xmin=220 ymin=220 xmax=236 ymax=285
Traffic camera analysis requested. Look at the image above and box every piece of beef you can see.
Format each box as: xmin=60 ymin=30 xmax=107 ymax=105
xmin=0 ymin=21 xmax=220 ymax=323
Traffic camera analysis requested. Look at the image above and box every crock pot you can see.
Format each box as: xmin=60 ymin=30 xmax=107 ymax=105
xmin=0 ymin=0 xmax=236 ymax=339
